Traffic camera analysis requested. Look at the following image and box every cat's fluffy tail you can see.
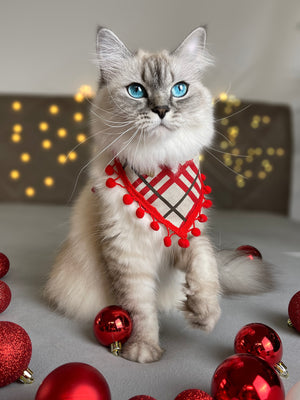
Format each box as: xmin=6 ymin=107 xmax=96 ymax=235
xmin=216 ymin=249 xmax=275 ymax=295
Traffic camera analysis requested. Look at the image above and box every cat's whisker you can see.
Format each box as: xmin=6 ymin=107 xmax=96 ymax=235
xmin=107 ymin=127 xmax=140 ymax=166
xmin=68 ymin=125 xmax=136 ymax=202
xmin=207 ymin=146 xmax=248 ymax=158
xmin=214 ymin=129 xmax=234 ymax=145
xmin=204 ymin=148 xmax=248 ymax=179
xmin=215 ymin=104 xmax=251 ymax=122
xmin=90 ymin=108 xmax=133 ymax=128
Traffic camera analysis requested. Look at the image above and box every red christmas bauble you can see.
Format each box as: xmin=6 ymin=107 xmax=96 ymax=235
xmin=0 ymin=252 xmax=10 ymax=278
xmin=234 ymin=323 xmax=283 ymax=366
xmin=0 ymin=321 xmax=32 ymax=387
xmin=35 ymin=362 xmax=111 ymax=400
xmin=236 ymin=245 xmax=262 ymax=259
xmin=0 ymin=280 xmax=12 ymax=313
xmin=211 ymin=354 xmax=285 ymax=400
xmin=129 ymin=396 xmax=157 ymax=400
xmin=288 ymin=291 xmax=300 ymax=332
xmin=175 ymin=389 xmax=213 ymax=400
xmin=94 ymin=305 xmax=133 ymax=347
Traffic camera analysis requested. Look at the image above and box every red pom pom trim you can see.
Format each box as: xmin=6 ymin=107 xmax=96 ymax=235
xmin=201 ymin=173 xmax=206 ymax=181
xmin=164 ymin=237 xmax=172 ymax=247
xmin=204 ymin=185 xmax=212 ymax=194
xmin=136 ymin=208 xmax=145 ymax=218
xmin=105 ymin=165 xmax=115 ymax=176
xmin=106 ymin=178 xmax=116 ymax=188
xmin=199 ymin=214 xmax=208 ymax=223
xmin=203 ymin=199 xmax=213 ymax=208
xmin=178 ymin=238 xmax=190 ymax=248
xmin=123 ymin=194 xmax=133 ymax=205
xmin=191 ymin=227 xmax=201 ymax=237
xmin=150 ymin=221 xmax=160 ymax=231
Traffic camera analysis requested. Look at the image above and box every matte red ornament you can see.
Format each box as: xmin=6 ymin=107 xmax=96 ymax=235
xmin=129 ymin=396 xmax=157 ymax=400
xmin=0 ymin=321 xmax=33 ymax=387
xmin=94 ymin=305 xmax=133 ymax=356
xmin=35 ymin=362 xmax=111 ymax=400
xmin=175 ymin=388 xmax=213 ymax=400
xmin=0 ymin=280 xmax=12 ymax=313
xmin=236 ymin=245 xmax=262 ymax=259
xmin=211 ymin=354 xmax=285 ymax=400
xmin=0 ymin=252 xmax=10 ymax=278
xmin=234 ymin=322 xmax=288 ymax=378
xmin=288 ymin=291 xmax=300 ymax=332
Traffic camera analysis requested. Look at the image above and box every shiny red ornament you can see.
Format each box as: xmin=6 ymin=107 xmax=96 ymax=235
xmin=236 ymin=245 xmax=262 ymax=259
xmin=0 ymin=252 xmax=10 ymax=278
xmin=175 ymin=389 xmax=213 ymax=400
xmin=0 ymin=280 xmax=12 ymax=313
xmin=288 ymin=291 xmax=300 ymax=332
xmin=211 ymin=354 xmax=285 ymax=400
xmin=35 ymin=362 xmax=111 ymax=400
xmin=94 ymin=305 xmax=133 ymax=355
xmin=129 ymin=396 xmax=157 ymax=400
xmin=0 ymin=321 xmax=32 ymax=387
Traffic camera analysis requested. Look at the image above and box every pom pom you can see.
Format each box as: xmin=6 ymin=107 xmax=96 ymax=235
xmin=178 ymin=238 xmax=190 ymax=248
xmin=164 ymin=237 xmax=172 ymax=247
xmin=0 ymin=281 xmax=11 ymax=313
xmin=136 ymin=207 xmax=145 ymax=219
xmin=123 ymin=194 xmax=134 ymax=205
xmin=191 ymin=228 xmax=201 ymax=237
xmin=129 ymin=396 xmax=157 ymax=400
xmin=203 ymin=199 xmax=213 ymax=209
xmin=204 ymin=185 xmax=212 ymax=194
xmin=150 ymin=221 xmax=160 ymax=231
xmin=106 ymin=178 xmax=116 ymax=188
xmin=105 ymin=165 xmax=115 ymax=176
xmin=201 ymin=173 xmax=206 ymax=181
xmin=198 ymin=214 xmax=207 ymax=223
xmin=0 ymin=252 xmax=10 ymax=279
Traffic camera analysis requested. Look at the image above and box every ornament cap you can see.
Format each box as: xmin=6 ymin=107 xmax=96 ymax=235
xmin=274 ymin=361 xmax=289 ymax=378
xmin=110 ymin=341 xmax=122 ymax=356
xmin=19 ymin=368 xmax=34 ymax=384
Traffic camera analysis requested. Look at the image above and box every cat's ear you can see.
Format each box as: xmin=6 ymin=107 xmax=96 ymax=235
xmin=96 ymin=27 xmax=132 ymax=83
xmin=172 ymin=27 xmax=212 ymax=71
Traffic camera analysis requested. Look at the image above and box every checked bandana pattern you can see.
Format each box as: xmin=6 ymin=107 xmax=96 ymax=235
xmin=102 ymin=157 xmax=212 ymax=248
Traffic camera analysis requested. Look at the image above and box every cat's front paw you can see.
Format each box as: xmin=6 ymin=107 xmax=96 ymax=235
xmin=122 ymin=340 xmax=164 ymax=363
xmin=183 ymin=294 xmax=221 ymax=332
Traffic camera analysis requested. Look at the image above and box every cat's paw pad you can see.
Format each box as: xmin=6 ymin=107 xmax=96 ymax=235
xmin=122 ymin=340 xmax=164 ymax=363
xmin=183 ymin=295 xmax=221 ymax=332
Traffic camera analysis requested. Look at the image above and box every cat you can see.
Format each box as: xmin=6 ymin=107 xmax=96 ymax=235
xmin=44 ymin=27 xmax=273 ymax=363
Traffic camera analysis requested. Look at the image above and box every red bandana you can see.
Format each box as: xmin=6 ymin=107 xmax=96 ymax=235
xmin=102 ymin=158 xmax=212 ymax=248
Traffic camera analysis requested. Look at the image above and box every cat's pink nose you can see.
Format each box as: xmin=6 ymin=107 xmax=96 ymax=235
xmin=151 ymin=105 xmax=170 ymax=119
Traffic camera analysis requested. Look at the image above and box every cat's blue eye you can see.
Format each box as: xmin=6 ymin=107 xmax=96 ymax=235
xmin=171 ymin=82 xmax=189 ymax=98
xmin=127 ymin=83 xmax=147 ymax=99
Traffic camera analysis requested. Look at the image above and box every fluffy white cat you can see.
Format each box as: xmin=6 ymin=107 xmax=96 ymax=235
xmin=45 ymin=27 xmax=273 ymax=363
